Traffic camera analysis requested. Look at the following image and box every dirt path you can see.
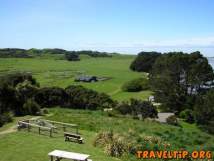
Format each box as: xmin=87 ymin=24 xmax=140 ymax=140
xmin=0 ymin=125 xmax=17 ymax=135
xmin=0 ymin=116 xmax=41 ymax=136
xmin=108 ymin=88 xmax=121 ymax=96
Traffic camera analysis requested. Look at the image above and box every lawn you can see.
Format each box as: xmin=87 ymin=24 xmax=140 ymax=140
xmin=0 ymin=131 xmax=119 ymax=161
xmin=0 ymin=55 xmax=150 ymax=101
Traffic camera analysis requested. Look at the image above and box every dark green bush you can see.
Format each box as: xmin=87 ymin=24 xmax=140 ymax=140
xmin=0 ymin=72 xmax=38 ymax=87
xmin=116 ymin=99 xmax=158 ymax=120
xmin=65 ymin=85 xmax=115 ymax=110
xmin=122 ymin=78 xmax=149 ymax=92
xmin=65 ymin=52 xmax=80 ymax=61
xmin=23 ymin=99 xmax=41 ymax=115
xmin=42 ymin=108 xmax=49 ymax=114
xmin=34 ymin=87 xmax=68 ymax=107
xmin=0 ymin=112 xmax=13 ymax=127
xmin=179 ymin=109 xmax=195 ymax=123
xmin=166 ymin=115 xmax=179 ymax=126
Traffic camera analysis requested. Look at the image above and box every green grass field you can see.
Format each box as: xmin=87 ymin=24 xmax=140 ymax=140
xmin=0 ymin=55 xmax=151 ymax=101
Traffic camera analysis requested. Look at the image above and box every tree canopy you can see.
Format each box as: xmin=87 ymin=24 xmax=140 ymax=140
xmin=130 ymin=51 xmax=161 ymax=72
xmin=150 ymin=51 xmax=214 ymax=113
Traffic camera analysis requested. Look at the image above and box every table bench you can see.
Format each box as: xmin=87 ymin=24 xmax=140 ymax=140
xmin=64 ymin=132 xmax=83 ymax=144
xmin=48 ymin=150 xmax=92 ymax=161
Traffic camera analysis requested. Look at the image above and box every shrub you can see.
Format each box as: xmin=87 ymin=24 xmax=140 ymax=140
xmin=65 ymin=85 xmax=115 ymax=110
xmin=116 ymin=99 xmax=158 ymax=120
xmin=0 ymin=72 xmax=38 ymax=87
xmin=0 ymin=112 xmax=13 ymax=127
xmin=65 ymin=52 xmax=80 ymax=61
xmin=34 ymin=87 xmax=67 ymax=107
xmin=122 ymin=78 xmax=149 ymax=92
xmin=116 ymin=101 xmax=132 ymax=115
xmin=166 ymin=115 xmax=179 ymax=126
xmin=93 ymin=131 xmax=128 ymax=157
xmin=42 ymin=108 xmax=49 ymax=114
xmin=23 ymin=99 xmax=41 ymax=115
xmin=179 ymin=109 xmax=195 ymax=123
xmin=16 ymin=80 xmax=39 ymax=101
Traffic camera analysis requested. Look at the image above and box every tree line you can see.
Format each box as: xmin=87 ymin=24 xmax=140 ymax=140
xmin=0 ymin=48 xmax=116 ymax=60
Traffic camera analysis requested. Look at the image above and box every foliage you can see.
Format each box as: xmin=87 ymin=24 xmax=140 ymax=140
xmin=73 ymin=50 xmax=114 ymax=57
xmin=0 ymin=72 xmax=38 ymax=87
xmin=116 ymin=99 xmax=158 ymax=120
xmin=93 ymin=131 xmax=128 ymax=157
xmin=166 ymin=115 xmax=179 ymax=126
xmin=16 ymin=80 xmax=39 ymax=101
xmin=23 ymin=99 xmax=41 ymax=115
xmin=150 ymin=51 xmax=214 ymax=113
xmin=194 ymin=90 xmax=214 ymax=134
xmin=130 ymin=51 xmax=161 ymax=72
xmin=65 ymin=85 xmax=115 ymax=110
xmin=122 ymin=78 xmax=149 ymax=92
xmin=179 ymin=109 xmax=195 ymax=123
xmin=34 ymin=87 xmax=67 ymax=107
xmin=0 ymin=112 xmax=13 ymax=127
xmin=65 ymin=52 xmax=80 ymax=61
xmin=0 ymin=48 xmax=32 ymax=58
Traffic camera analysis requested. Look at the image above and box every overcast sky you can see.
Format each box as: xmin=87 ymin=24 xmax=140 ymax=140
xmin=0 ymin=0 xmax=214 ymax=56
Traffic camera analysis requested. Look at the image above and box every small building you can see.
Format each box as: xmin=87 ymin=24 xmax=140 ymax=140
xmin=75 ymin=75 xmax=98 ymax=82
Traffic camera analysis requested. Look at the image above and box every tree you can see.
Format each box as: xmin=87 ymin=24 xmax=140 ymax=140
xmin=130 ymin=51 xmax=161 ymax=72
xmin=150 ymin=52 xmax=214 ymax=113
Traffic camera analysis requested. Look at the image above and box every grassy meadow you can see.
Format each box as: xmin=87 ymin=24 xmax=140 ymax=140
xmin=0 ymin=55 xmax=151 ymax=101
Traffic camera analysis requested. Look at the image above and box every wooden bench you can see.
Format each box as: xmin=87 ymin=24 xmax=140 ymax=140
xmin=64 ymin=132 xmax=83 ymax=144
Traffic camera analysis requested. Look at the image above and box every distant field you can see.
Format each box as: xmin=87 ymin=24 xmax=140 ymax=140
xmin=0 ymin=55 xmax=151 ymax=101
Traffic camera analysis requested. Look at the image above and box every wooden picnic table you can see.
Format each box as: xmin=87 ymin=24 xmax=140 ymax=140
xmin=48 ymin=150 xmax=91 ymax=161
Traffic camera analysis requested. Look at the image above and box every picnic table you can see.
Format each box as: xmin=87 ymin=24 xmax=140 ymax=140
xmin=48 ymin=150 xmax=92 ymax=161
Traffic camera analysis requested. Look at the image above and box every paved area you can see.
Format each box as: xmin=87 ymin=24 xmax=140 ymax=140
xmin=155 ymin=112 xmax=174 ymax=123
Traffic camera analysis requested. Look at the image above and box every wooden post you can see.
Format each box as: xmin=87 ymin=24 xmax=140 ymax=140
xmin=63 ymin=126 xmax=66 ymax=132
xmin=50 ymin=128 xmax=52 ymax=137
xmin=50 ymin=156 xmax=53 ymax=161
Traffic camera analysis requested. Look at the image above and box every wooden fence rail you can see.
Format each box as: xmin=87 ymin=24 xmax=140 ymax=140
xmin=18 ymin=121 xmax=53 ymax=137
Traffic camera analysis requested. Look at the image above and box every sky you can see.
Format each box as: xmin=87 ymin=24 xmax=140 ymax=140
xmin=0 ymin=0 xmax=214 ymax=56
